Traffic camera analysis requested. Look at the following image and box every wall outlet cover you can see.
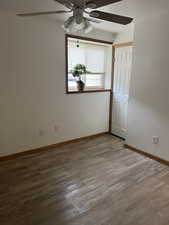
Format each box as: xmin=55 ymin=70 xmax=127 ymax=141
xmin=152 ymin=136 xmax=159 ymax=144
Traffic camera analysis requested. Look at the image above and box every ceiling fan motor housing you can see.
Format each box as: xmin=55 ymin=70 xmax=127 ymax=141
xmin=73 ymin=8 xmax=84 ymax=24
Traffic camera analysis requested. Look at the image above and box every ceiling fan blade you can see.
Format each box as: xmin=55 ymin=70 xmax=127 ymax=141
xmin=86 ymin=0 xmax=122 ymax=9
xmin=90 ymin=11 xmax=133 ymax=25
xmin=17 ymin=10 xmax=72 ymax=17
xmin=54 ymin=0 xmax=74 ymax=9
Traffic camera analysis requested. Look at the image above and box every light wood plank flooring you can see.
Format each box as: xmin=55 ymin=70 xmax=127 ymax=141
xmin=1 ymin=134 xmax=169 ymax=225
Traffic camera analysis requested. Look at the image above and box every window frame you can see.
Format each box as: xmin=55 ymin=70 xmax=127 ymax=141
xmin=65 ymin=34 xmax=113 ymax=94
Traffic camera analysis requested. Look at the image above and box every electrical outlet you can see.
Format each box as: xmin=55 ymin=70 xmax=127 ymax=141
xmin=152 ymin=136 xmax=159 ymax=144
xmin=39 ymin=129 xmax=44 ymax=137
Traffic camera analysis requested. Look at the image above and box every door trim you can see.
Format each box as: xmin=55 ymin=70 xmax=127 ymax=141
xmin=109 ymin=42 xmax=134 ymax=135
xmin=109 ymin=46 xmax=115 ymax=133
xmin=113 ymin=42 xmax=135 ymax=48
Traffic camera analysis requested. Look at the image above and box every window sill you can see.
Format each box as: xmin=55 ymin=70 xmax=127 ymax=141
xmin=66 ymin=89 xmax=111 ymax=94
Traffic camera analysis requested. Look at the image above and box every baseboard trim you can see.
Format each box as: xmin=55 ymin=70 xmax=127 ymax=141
xmin=110 ymin=133 xmax=125 ymax=141
xmin=124 ymin=144 xmax=169 ymax=167
xmin=0 ymin=132 xmax=108 ymax=162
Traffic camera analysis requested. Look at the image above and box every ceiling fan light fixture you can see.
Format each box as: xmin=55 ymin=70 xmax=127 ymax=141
xmin=62 ymin=16 xmax=74 ymax=32
xmin=83 ymin=20 xmax=93 ymax=34
xmin=63 ymin=16 xmax=74 ymax=28
xmin=62 ymin=17 xmax=93 ymax=34
xmin=63 ymin=17 xmax=87 ymax=33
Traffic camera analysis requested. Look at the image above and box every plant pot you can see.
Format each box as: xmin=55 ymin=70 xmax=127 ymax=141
xmin=76 ymin=80 xmax=85 ymax=92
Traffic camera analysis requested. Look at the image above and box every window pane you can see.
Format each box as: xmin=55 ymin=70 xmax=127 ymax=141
xmin=68 ymin=46 xmax=85 ymax=71
xmin=67 ymin=39 xmax=111 ymax=91
xmin=68 ymin=74 xmax=76 ymax=89
xmin=86 ymin=47 xmax=105 ymax=73
xmin=85 ymin=74 xmax=104 ymax=89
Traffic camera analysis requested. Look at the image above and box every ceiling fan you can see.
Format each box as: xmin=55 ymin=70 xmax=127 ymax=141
xmin=17 ymin=0 xmax=133 ymax=34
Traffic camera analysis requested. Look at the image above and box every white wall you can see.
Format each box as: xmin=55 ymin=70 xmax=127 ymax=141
xmin=126 ymin=6 xmax=169 ymax=160
xmin=114 ymin=23 xmax=135 ymax=44
xmin=0 ymin=12 xmax=113 ymax=157
xmin=80 ymin=28 xmax=116 ymax=42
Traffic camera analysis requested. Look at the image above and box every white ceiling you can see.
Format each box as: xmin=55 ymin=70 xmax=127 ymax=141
xmin=0 ymin=0 xmax=168 ymax=33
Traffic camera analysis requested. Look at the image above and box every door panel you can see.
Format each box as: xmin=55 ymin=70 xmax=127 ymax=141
xmin=111 ymin=46 xmax=133 ymax=138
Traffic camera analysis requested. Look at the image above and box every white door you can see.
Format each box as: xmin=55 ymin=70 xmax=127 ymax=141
xmin=111 ymin=46 xmax=133 ymax=138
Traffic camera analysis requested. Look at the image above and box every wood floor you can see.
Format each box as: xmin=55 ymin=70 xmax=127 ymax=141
xmin=1 ymin=134 xmax=169 ymax=225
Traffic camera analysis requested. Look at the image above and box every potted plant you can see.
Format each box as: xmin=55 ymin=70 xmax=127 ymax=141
xmin=71 ymin=64 xmax=87 ymax=92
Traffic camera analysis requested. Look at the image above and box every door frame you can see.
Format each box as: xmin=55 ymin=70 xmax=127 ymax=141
xmin=109 ymin=42 xmax=135 ymax=139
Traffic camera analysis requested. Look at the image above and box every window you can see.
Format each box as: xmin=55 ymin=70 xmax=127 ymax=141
xmin=66 ymin=35 xmax=112 ymax=93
